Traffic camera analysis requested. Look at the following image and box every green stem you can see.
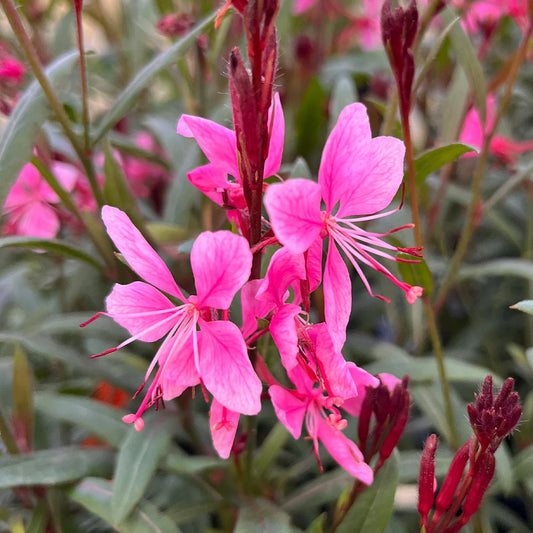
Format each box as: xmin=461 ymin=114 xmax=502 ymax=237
xmin=434 ymin=23 xmax=533 ymax=313
xmin=0 ymin=0 xmax=104 ymax=208
xmin=74 ymin=2 xmax=91 ymax=152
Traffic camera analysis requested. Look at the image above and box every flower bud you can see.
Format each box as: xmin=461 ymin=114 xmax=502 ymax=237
xmin=418 ymin=434 xmax=438 ymax=528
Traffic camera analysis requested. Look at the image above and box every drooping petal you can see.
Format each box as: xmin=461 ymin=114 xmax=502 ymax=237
xmin=17 ymin=202 xmax=60 ymax=238
xmin=177 ymin=114 xmax=240 ymax=179
xmin=199 ymin=320 xmax=262 ymax=415
xmin=319 ymin=103 xmax=405 ymax=217
xmin=270 ymin=304 xmax=301 ymax=371
xmin=106 ymin=282 xmax=177 ymax=341
xmin=317 ymin=418 xmax=373 ymax=483
xmin=187 ymin=164 xmax=229 ymax=206
xmin=192 ymin=231 xmax=252 ymax=309
xmin=258 ymin=247 xmax=306 ymax=306
xmin=241 ymin=279 xmax=274 ymax=339
xmin=309 ymin=323 xmax=357 ymax=399
xmin=210 ymin=399 xmax=240 ymax=459
xmin=264 ymin=93 xmax=285 ymax=178
xmin=102 ymin=206 xmax=184 ymax=300
xmin=160 ymin=334 xmax=200 ymax=401
xmin=269 ymin=384 xmax=306 ymax=439
xmin=323 ymin=240 xmax=351 ymax=352
xmin=264 ymin=179 xmax=323 ymax=254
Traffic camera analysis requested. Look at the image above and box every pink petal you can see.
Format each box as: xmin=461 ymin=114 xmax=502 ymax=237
xmin=264 ymin=93 xmax=285 ymax=178
xmin=264 ymin=179 xmax=323 ymax=254
xmin=258 ymin=247 xmax=306 ymax=306
xmin=199 ymin=320 xmax=262 ymax=415
xmin=307 ymin=237 xmax=324 ymax=292
xmin=192 ymin=231 xmax=252 ymax=309
xmin=323 ymin=240 xmax=351 ymax=352
xmin=319 ymin=103 xmax=405 ymax=217
xmin=317 ymin=418 xmax=373 ymax=483
xmin=106 ymin=282 xmax=176 ymax=341
xmin=51 ymin=162 xmax=78 ymax=194
xmin=187 ymin=164 xmax=228 ymax=206
xmin=101 ymin=206 xmax=184 ymax=300
xmin=270 ymin=304 xmax=301 ymax=371
xmin=241 ymin=279 xmax=274 ymax=339
xmin=17 ymin=202 xmax=60 ymax=238
xmin=177 ymin=114 xmax=240 ymax=179
xmin=309 ymin=323 xmax=357 ymax=399
xmin=342 ymin=368 xmax=381 ymax=416
xmin=269 ymin=384 xmax=306 ymax=438
xmin=160 ymin=334 xmax=201 ymax=401
xmin=293 ymin=0 xmax=319 ymax=14
xmin=210 ymin=399 xmax=240 ymax=459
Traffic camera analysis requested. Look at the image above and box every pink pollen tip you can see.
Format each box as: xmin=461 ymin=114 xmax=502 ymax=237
xmin=80 ymin=313 xmax=102 ymax=327
xmin=90 ymin=347 xmax=118 ymax=359
xmin=406 ymin=286 xmax=424 ymax=304
xmin=122 ymin=414 xmax=144 ymax=431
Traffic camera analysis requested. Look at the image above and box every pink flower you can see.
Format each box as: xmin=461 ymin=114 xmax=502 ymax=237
xmin=269 ymin=364 xmax=374 ymax=482
xmin=3 ymin=162 xmax=76 ymax=238
xmin=453 ymin=0 xmax=529 ymax=34
xmin=84 ymin=206 xmax=261 ymax=433
xmin=460 ymin=95 xmax=533 ymax=165
xmin=0 ymin=43 xmax=25 ymax=87
xmin=176 ymin=93 xmax=284 ymax=210
xmin=264 ymin=103 xmax=423 ymax=351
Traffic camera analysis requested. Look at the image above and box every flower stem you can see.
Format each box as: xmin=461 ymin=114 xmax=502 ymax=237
xmin=0 ymin=0 xmax=104 ymax=208
xmin=434 ymin=23 xmax=533 ymax=312
xmin=74 ymin=1 xmax=91 ymax=153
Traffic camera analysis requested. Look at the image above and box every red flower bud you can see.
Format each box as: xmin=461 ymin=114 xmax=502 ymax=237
xmin=418 ymin=434 xmax=438 ymax=528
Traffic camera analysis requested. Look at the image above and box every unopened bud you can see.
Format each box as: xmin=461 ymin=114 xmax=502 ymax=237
xmin=418 ymin=434 xmax=438 ymax=527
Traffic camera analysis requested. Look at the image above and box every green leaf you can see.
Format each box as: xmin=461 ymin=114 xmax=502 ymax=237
xmin=336 ymin=452 xmax=399 ymax=533
xmin=12 ymin=345 xmax=34 ymax=450
xmin=112 ymin=415 xmax=174 ymax=524
xmin=26 ymin=499 xmax=48 ymax=533
xmin=329 ymin=75 xmax=357 ymax=131
xmin=289 ymin=156 xmax=312 ymax=180
xmin=253 ymin=423 xmax=290 ymax=479
xmin=413 ymin=143 xmax=478 ymax=186
xmin=397 ymin=256 xmax=433 ymax=296
xmin=458 ymin=259 xmax=533 ymax=283
xmin=0 ymin=50 xmax=78 ymax=206
xmin=0 ymin=447 xmax=114 ymax=488
xmin=510 ymin=300 xmax=533 ymax=316
xmin=34 ymin=393 xmax=127 ymax=448
xmin=103 ymin=143 xmax=145 ymax=231
xmin=235 ymin=498 xmax=292 ymax=533
xmin=163 ymin=449 xmax=224 ymax=474
xmin=494 ymin=443 xmax=514 ymax=496
xmin=442 ymin=7 xmax=486 ymax=123
xmin=146 ymin=223 xmax=189 ymax=245
xmin=67 ymin=477 xmax=181 ymax=533
xmin=0 ymin=236 xmax=102 ymax=269
xmin=92 ymin=11 xmax=217 ymax=144
xmin=440 ymin=66 xmax=469 ymax=145
xmin=306 ymin=513 xmax=326 ymax=533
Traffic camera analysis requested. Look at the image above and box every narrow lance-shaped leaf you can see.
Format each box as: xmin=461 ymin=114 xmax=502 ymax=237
xmin=12 ymin=345 xmax=34 ymax=452
xmin=0 ymin=50 xmax=79 ymax=206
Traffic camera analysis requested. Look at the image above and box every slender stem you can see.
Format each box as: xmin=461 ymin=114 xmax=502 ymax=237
xmin=434 ymin=23 xmax=533 ymax=313
xmin=74 ymin=2 xmax=91 ymax=152
xmin=1 ymin=0 xmax=104 ymax=208
xmin=330 ymin=480 xmax=364 ymax=532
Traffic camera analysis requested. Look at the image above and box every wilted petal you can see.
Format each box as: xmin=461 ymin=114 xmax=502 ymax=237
xmin=102 ymin=206 xmax=184 ymax=300
xmin=269 ymin=384 xmax=306 ymax=438
xmin=106 ymin=282 xmax=177 ymax=341
xmin=199 ymin=320 xmax=262 ymax=415
xmin=324 ymin=240 xmax=351 ymax=352
xmin=210 ymin=399 xmax=240 ymax=459
xmin=317 ymin=418 xmax=373 ymax=483
xmin=264 ymin=179 xmax=323 ymax=254
xmin=270 ymin=304 xmax=301 ymax=371
xmin=264 ymin=93 xmax=285 ymax=178
xmin=192 ymin=231 xmax=252 ymax=309
xmin=177 ymin=114 xmax=240 ymax=179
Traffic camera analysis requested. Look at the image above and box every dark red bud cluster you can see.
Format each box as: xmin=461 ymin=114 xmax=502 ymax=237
xmin=381 ymin=0 xmax=418 ymax=120
xmin=418 ymin=376 xmax=521 ymax=532
xmin=358 ymin=376 xmax=410 ymax=471
xmin=467 ymin=375 xmax=522 ymax=452
xmin=156 ymin=13 xmax=195 ymax=38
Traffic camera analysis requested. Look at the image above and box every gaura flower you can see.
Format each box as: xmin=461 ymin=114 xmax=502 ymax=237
xmin=264 ymin=103 xmax=423 ymax=351
xmin=269 ymin=364 xmax=375 ymax=482
xmin=176 ymin=93 xmax=284 ymax=210
xmin=3 ymin=162 xmax=76 ymax=238
xmin=83 ymin=206 xmax=261 ymax=431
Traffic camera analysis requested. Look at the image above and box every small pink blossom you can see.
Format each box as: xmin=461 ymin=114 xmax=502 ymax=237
xmin=0 ymin=43 xmax=25 ymax=87
xmin=265 ymin=103 xmax=423 ymax=351
xmin=177 ymin=93 xmax=284 ymax=210
xmin=83 ymin=206 xmax=261 ymax=435
xmin=3 ymin=162 xmax=76 ymax=238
